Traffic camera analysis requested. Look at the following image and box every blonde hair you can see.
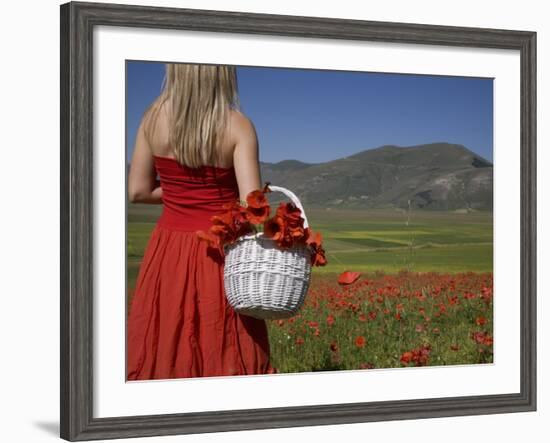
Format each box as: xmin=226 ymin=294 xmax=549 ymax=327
xmin=144 ymin=63 xmax=240 ymax=168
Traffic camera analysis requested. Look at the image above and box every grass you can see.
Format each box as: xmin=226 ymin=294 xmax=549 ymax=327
xmin=127 ymin=205 xmax=493 ymax=289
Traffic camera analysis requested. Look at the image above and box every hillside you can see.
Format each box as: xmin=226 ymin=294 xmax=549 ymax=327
xmin=259 ymin=142 xmax=493 ymax=211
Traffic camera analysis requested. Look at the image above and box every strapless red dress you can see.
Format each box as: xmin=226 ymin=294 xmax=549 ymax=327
xmin=127 ymin=155 xmax=273 ymax=380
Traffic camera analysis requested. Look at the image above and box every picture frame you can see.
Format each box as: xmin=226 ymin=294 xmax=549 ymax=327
xmin=60 ymin=1 xmax=537 ymax=441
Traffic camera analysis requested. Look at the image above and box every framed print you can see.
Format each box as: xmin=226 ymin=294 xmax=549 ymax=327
xmin=60 ymin=1 xmax=537 ymax=441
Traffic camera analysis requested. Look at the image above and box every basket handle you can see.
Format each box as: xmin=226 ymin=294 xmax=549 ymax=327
xmin=267 ymin=185 xmax=309 ymax=229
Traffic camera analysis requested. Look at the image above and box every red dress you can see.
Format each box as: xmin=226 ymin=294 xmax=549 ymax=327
xmin=127 ymin=155 xmax=273 ymax=380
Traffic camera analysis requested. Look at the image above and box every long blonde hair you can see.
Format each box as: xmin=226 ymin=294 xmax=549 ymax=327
xmin=144 ymin=63 xmax=240 ymax=168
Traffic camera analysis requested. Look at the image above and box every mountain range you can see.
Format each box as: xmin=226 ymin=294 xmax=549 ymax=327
xmin=259 ymin=142 xmax=493 ymax=211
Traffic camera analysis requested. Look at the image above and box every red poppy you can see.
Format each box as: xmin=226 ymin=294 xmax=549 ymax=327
xmin=326 ymin=314 xmax=335 ymax=327
xmin=276 ymin=202 xmax=303 ymax=227
xmin=245 ymin=189 xmax=271 ymax=224
xmin=400 ymin=351 xmax=413 ymax=364
xmin=210 ymin=211 xmax=233 ymax=228
xmin=195 ymin=230 xmax=221 ymax=248
xmin=226 ymin=201 xmax=252 ymax=234
xmin=264 ymin=206 xmax=301 ymax=249
xmin=274 ymin=229 xmax=294 ymax=249
xmin=312 ymin=246 xmax=327 ymax=266
xmin=355 ymin=335 xmax=366 ymax=348
xmin=329 ymin=341 xmax=338 ymax=352
xmin=210 ymin=208 xmax=253 ymax=244
xmin=263 ymin=215 xmax=285 ymax=242
xmin=475 ymin=316 xmax=487 ymax=326
xmin=337 ymin=271 xmax=361 ymax=285
xmin=413 ymin=345 xmax=432 ymax=366
xmin=221 ymin=199 xmax=247 ymax=223
xmin=401 ymin=345 xmax=432 ymax=366
xmin=306 ymin=229 xmax=321 ymax=248
xmin=306 ymin=229 xmax=327 ymax=266
xmin=209 ymin=213 xmax=235 ymax=242
xmin=299 ymin=225 xmax=311 ymax=244
xmin=359 ymin=362 xmax=375 ymax=370
xmin=471 ymin=331 xmax=493 ymax=346
xmin=288 ymin=224 xmax=306 ymax=241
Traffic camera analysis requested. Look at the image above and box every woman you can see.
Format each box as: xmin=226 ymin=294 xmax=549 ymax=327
xmin=126 ymin=63 xmax=273 ymax=380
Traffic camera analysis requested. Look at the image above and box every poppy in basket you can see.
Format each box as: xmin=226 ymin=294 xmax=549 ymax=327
xmin=195 ymin=229 xmax=221 ymax=248
xmin=278 ymin=202 xmax=308 ymax=241
xmin=263 ymin=214 xmax=285 ymax=242
xmin=209 ymin=213 xmax=235 ymax=243
xmin=276 ymin=201 xmax=303 ymax=226
xmin=221 ymin=200 xmax=254 ymax=237
xmin=245 ymin=189 xmax=270 ymax=224
xmin=264 ymin=202 xmax=310 ymax=250
xmin=305 ymin=229 xmax=327 ymax=266
xmin=196 ymin=184 xmax=327 ymax=267
xmin=210 ymin=211 xmax=253 ymax=245
xmin=196 ymin=203 xmax=253 ymax=248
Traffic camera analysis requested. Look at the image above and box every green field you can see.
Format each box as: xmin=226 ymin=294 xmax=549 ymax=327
xmin=127 ymin=205 xmax=492 ymax=290
xmin=308 ymin=207 xmax=493 ymax=274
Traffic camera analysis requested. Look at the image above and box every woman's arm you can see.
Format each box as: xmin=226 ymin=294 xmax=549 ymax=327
xmin=232 ymin=112 xmax=262 ymax=203
xmin=128 ymin=115 xmax=163 ymax=204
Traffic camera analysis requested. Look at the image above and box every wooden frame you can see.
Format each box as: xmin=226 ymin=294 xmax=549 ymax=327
xmin=60 ymin=1 xmax=537 ymax=440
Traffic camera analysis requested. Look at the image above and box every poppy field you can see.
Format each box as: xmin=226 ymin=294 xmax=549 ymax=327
xmin=266 ymin=270 xmax=493 ymax=373
xmin=127 ymin=204 xmax=493 ymax=372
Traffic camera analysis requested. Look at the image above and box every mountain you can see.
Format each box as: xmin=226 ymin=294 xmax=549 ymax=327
xmin=259 ymin=143 xmax=493 ymax=211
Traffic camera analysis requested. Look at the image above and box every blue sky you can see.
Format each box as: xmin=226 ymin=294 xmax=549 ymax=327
xmin=126 ymin=61 xmax=493 ymax=164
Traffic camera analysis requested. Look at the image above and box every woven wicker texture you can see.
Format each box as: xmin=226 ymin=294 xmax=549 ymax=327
xmin=223 ymin=185 xmax=313 ymax=320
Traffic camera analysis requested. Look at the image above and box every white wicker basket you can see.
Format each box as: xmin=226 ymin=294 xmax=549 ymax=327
xmin=223 ymin=185 xmax=312 ymax=320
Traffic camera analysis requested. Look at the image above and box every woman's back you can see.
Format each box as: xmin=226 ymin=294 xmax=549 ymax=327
xmin=129 ymin=97 xmax=263 ymax=205
xmin=144 ymin=98 xmax=236 ymax=168
xmin=138 ymin=100 xmax=261 ymax=231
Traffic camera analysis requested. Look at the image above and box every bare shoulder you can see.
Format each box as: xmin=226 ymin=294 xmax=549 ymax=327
xmin=143 ymin=96 xmax=169 ymax=123
xmin=229 ymin=109 xmax=257 ymax=142
xmin=141 ymin=96 xmax=171 ymax=151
